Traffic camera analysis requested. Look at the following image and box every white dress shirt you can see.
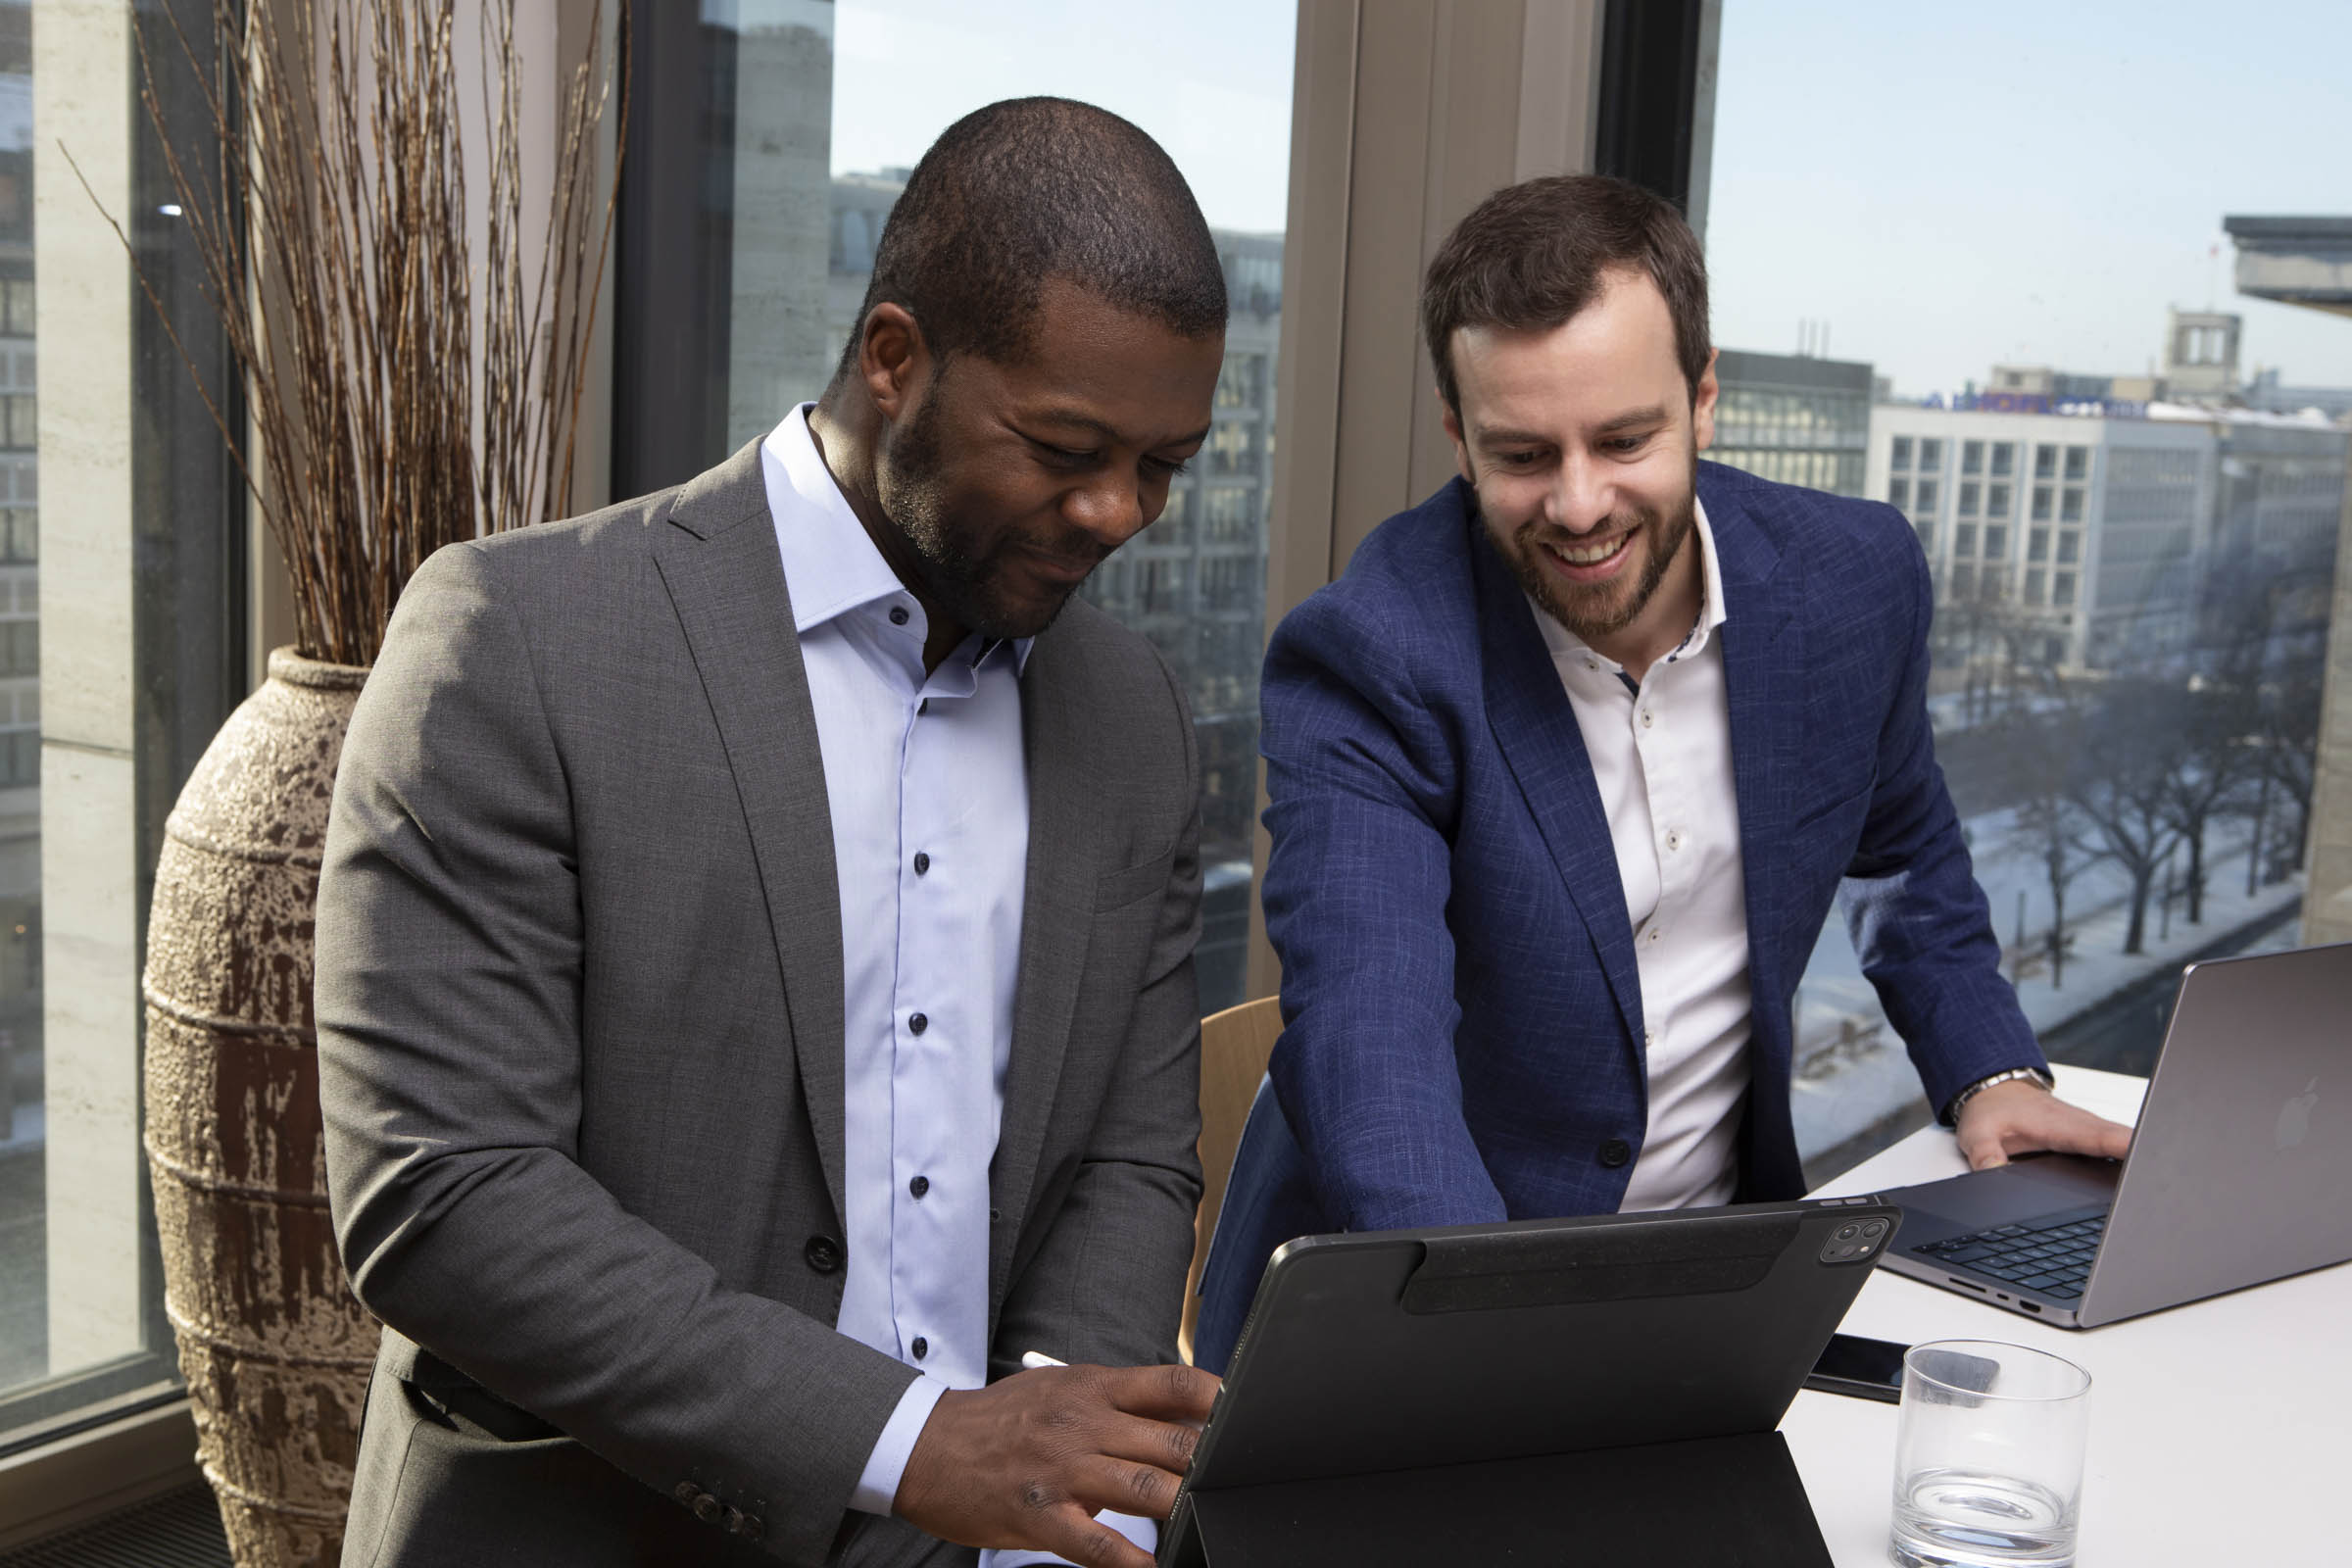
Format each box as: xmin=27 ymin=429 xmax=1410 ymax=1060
xmin=760 ymin=408 xmax=1150 ymax=1566
xmin=1529 ymin=499 xmax=1753 ymax=1211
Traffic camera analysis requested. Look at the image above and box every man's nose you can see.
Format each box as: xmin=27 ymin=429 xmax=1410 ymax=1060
xmin=1546 ymin=453 xmax=1612 ymax=535
xmin=1063 ymin=471 xmax=1148 ymax=547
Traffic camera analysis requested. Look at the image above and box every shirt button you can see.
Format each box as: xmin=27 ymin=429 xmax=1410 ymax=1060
xmin=1599 ymin=1139 xmax=1633 ymax=1168
xmin=909 ymin=1174 xmax=930 ymax=1200
xmin=910 ymin=1337 xmax=929 ymax=1360
xmin=889 ymin=606 xmax=909 ymax=626
xmin=908 ymin=1012 xmax=928 ymax=1036
xmin=1645 ymin=928 xmax=1663 ymax=945
xmin=1665 ymin=830 xmax=1683 ymax=852
xmin=1640 ymin=710 xmax=1654 ymax=728
xmin=913 ymin=852 xmax=930 ymax=875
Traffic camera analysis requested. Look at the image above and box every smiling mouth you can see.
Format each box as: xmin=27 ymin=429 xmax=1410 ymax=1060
xmin=1542 ymin=533 xmax=1634 ymax=575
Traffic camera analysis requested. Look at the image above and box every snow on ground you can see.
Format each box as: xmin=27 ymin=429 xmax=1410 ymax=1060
xmin=1789 ymin=814 xmax=2304 ymax=1160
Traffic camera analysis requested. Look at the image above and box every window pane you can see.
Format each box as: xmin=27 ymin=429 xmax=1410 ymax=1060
xmin=1888 ymin=476 xmax=1909 ymax=510
xmin=1709 ymin=5 xmax=2349 ymax=1175
xmin=1915 ymin=477 xmax=1939 ymax=513
xmin=612 ymin=1 xmax=1296 ymax=1013
xmin=6 ymin=0 xmax=244 ymax=1442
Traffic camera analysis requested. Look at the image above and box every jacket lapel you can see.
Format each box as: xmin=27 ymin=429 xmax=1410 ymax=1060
xmin=1703 ymin=474 xmax=1803 ymax=1041
xmin=652 ymin=440 xmax=852 ymax=1231
xmin=1467 ymin=499 xmax=1648 ymax=1054
xmin=988 ymin=621 xmax=1101 ymax=1304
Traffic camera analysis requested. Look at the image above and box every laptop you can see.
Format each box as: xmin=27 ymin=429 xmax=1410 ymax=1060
xmin=1876 ymin=941 xmax=2352 ymax=1328
xmin=1159 ymin=1199 xmax=1900 ymax=1567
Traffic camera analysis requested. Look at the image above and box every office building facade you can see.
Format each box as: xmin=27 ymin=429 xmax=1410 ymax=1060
xmin=1707 ymin=348 xmax=1872 ymax=498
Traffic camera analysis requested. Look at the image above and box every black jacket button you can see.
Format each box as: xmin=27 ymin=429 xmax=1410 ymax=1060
xmin=673 ymin=1482 xmax=700 ymax=1506
xmin=806 ymin=1235 xmax=843 ymax=1274
xmin=1599 ymin=1139 xmax=1633 ymax=1168
xmin=737 ymin=1514 xmax=764 ymax=1541
xmin=692 ymin=1493 xmax=722 ymax=1523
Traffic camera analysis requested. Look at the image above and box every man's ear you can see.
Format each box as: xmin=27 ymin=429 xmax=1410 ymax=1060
xmin=1441 ymin=394 xmax=1476 ymax=485
xmin=1691 ymin=348 xmax=1721 ymax=454
xmin=859 ymin=303 xmax=928 ymax=422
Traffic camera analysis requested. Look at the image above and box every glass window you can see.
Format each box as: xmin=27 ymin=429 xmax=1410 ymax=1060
xmin=1887 ymin=476 xmax=1910 ymax=510
xmin=1708 ymin=6 xmax=2350 ymax=1174
xmin=1890 ymin=435 xmax=1913 ymax=469
xmin=612 ymin=1 xmax=1298 ymax=1014
xmin=1918 ymin=438 xmax=1942 ymax=473
xmin=4 ymin=1 xmax=246 ymax=1446
xmin=1915 ymin=518 xmax=1934 ymax=553
xmin=1915 ymin=477 xmax=1939 ymax=514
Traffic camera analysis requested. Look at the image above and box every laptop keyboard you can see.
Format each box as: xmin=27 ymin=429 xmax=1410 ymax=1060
xmin=1908 ymin=1204 xmax=2108 ymax=1300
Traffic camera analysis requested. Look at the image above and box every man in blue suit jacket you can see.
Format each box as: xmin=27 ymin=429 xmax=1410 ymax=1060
xmin=1195 ymin=175 xmax=2130 ymax=1372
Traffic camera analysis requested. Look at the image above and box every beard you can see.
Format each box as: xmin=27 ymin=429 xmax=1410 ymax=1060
xmin=1503 ymin=479 xmax=1698 ymax=649
xmin=875 ymin=389 xmax=1103 ymax=643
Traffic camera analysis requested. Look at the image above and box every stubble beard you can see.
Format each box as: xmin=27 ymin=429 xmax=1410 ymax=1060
xmin=1505 ymin=478 xmax=1698 ymax=648
xmin=877 ymin=388 xmax=1089 ymax=643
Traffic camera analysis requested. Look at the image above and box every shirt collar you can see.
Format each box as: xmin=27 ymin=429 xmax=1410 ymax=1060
xmin=761 ymin=404 xmax=1033 ymax=673
xmin=1529 ymin=495 xmax=1729 ymax=672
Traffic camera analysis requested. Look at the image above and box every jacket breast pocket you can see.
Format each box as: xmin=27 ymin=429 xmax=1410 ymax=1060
xmin=1094 ymin=849 xmax=1175 ymax=912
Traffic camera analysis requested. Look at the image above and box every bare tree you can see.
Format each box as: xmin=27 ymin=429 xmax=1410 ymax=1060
xmin=1996 ymin=695 xmax=2104 ymax=989
xmin=2067 ymin=683 xmax=2183 ymax=956
xmin=2158 ymin=685 xmax=2253 ymax=925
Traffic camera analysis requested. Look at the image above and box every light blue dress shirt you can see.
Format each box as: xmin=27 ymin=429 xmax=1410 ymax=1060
xmin=760 ymin=409 xmax=1153 ymax=1567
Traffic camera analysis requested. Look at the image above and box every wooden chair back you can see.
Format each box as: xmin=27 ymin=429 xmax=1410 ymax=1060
xmin=1180 ymin=996 xmax=1283 ymax=1363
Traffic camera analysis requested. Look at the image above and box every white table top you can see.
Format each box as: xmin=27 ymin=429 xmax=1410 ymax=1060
xmin=1789 ymin=1065 xmax=2352 ymax=1565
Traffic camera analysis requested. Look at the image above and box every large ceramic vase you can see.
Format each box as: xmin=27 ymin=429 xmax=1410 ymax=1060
xmin=142 ymin=647 xmax=376 ymax=1568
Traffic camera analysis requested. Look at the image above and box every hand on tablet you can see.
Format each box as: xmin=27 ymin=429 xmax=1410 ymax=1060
xmin=1956 ymin=1079 xmax=2133 ymax=1170
xmin=893 ymin=1361 xmax=1221 ymax=1568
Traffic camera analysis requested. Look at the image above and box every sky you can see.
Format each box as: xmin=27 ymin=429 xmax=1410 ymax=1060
xmin=732 ymin=0 xmax=2350 ymax=397
xmin=1705 ymin=0 xmax=2352 ymax=397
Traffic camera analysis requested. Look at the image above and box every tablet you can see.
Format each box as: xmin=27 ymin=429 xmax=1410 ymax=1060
xmin=1162 ymin=1198 xmax=1899 ymax=1565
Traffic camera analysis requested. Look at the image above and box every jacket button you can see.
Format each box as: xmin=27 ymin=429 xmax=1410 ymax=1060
xmin=673 ymin=1482 xmax=700 ymax=1506
xmin=1599 ymin=1139 xmax=1633 ymax=1168
xmin=723 ymin=1506 xmax=746 ymax=1534
xmin=692 ymin=1493 xmax=723 ymax=1523
xmin=806 ymin=1235 xmax=843 ymax=1274
xmin=737 ymin=1513 xmax=764 ymax=1541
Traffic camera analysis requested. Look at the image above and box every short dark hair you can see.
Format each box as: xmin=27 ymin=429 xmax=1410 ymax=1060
xmin=834 ymin=98 xmax=1226 ymax=384
xmin=1420 ymin=174 xmax=1711 ymax=415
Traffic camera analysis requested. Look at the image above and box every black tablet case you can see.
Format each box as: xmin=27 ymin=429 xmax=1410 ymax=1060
xmin=1161 ymin=1200 xmax=1901 ymax=1566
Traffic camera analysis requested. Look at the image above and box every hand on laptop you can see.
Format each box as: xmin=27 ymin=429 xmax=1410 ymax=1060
xmin=894 ymin=1361 xmax=1221 ymax=1568
xmin=1956 ymin=1079 xmax=2133 ymax=1170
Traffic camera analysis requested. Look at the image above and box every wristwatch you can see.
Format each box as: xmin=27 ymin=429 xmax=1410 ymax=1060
xmin=1941 ymin=1065 xmax=2055 ymax=1127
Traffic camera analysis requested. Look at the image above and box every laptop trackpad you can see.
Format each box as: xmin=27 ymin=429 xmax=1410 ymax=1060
xmin=1892 ymin=1152 xmax=2122 ymax=1232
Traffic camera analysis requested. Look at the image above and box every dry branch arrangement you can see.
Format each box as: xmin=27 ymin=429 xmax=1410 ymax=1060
xmin=72 ymin=0 xmax=627 ymax=666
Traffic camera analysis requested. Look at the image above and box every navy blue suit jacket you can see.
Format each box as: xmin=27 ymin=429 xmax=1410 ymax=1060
xmin=1193 ymin=464 xmax=2046 ymax=1372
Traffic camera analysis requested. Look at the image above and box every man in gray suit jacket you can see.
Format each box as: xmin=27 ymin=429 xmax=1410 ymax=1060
xmin=318 ymin=100 xmax=1224 ymax=1568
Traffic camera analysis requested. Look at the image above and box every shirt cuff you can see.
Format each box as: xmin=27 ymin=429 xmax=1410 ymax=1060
xmin=981 ymin=1510 xmax=1157 ymax=1567
xmin=849 ymin=1374 xmax=951 ymax=1516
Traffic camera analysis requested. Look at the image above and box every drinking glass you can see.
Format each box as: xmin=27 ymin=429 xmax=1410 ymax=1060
xmin=1889 ymin=1340 xmax=2090 ymax=1568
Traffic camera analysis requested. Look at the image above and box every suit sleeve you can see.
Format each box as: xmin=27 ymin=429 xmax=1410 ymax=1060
xmin=318 ymin=543 xmax=916 ymax=1567
xmin=1838 ymin=521 xmax=2048 ymax=1116
xmin=1258 ymin=593 xmax=1506 ymax=1231
xmin=991 ymin=648 xmax=1203 ymax=1381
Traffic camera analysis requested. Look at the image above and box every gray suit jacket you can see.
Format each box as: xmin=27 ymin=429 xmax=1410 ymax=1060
xmin=317 ymin=440 xmax=1204 ymax=1567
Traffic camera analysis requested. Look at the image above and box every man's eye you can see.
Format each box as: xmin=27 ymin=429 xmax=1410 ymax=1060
xmin=1146 ymin=456 xmax=1191 ymax=480
xmin=1496 ymin=450 xmax=1542 ymax=467
xmin=1029 ymin=438 xmax=1096 ymax=466
xmin=1603 ymin=434 xmax=1649 ymax=455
